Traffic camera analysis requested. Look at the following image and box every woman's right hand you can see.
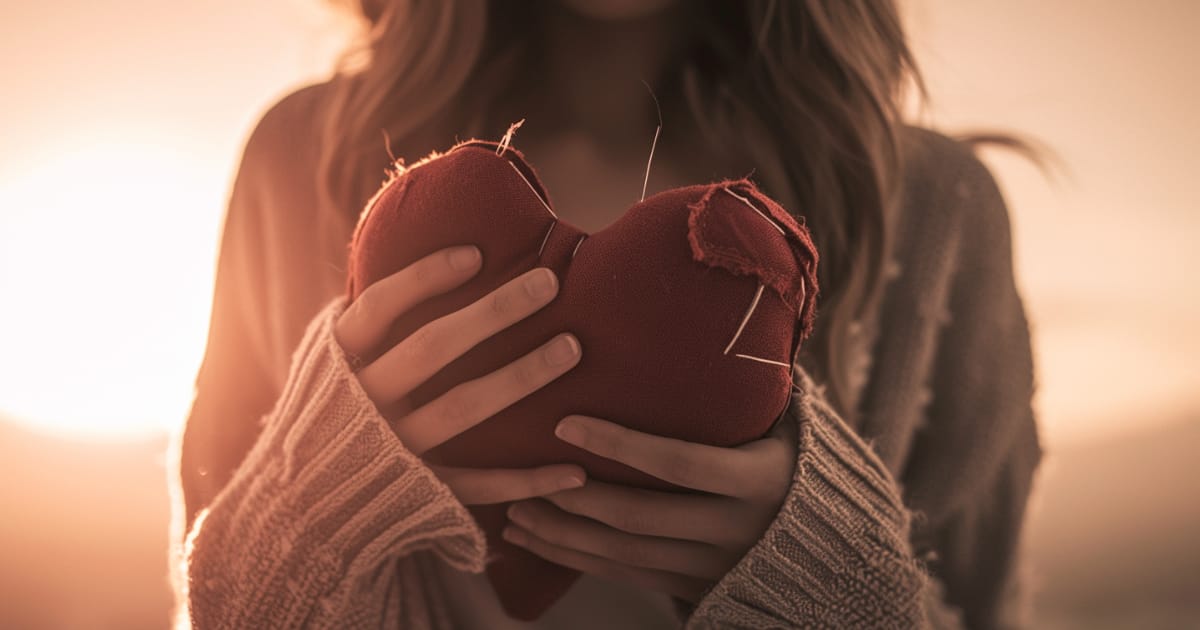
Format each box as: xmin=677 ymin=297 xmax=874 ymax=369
xmin=333 ymin=245 xmax=585 ymax=506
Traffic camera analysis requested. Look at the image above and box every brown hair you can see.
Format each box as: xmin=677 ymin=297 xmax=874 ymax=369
xmin=320 ymin=0 xmax=931 ymax=426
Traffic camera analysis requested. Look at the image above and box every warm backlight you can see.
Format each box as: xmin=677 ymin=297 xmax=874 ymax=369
xmin=0 ymin=132 xmax=221 ymax=441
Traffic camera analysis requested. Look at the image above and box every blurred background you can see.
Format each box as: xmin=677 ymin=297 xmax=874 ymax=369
xmin=0 ymin=0 xmax=1196 ymax=628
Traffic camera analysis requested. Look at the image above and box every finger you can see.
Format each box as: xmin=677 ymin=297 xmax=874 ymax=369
xmin=395 ymin=333 xmax=581 ymax=455
xmin=732 ymin=426 xmax=799 ymax=503
xmin=336 ymin=245 xmax=482 ymax=358
xmin=502 ymin=524 xmax=708 ymax=603
xmin=357 ymin=267 xmax=559 ymax=404
xmin=506 ymin=499 xmax=730 ymax=580
xmin=431 ymin=464 xmax=585 ymax=506
xmin=543 ymin=480 xmax=742 ymax=545
xmin=554 ymin=416 xmax=755 ymax=496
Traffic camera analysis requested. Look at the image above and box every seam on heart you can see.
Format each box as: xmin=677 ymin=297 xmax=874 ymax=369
xmin=537 ymin=221 xmax=557 ymax=256
xmin=722 ymin=187 xmax=786 ymax=236
xmin=723 ymin=283 xmax=765 ymax=354
xmin=445 ymin=137 xmax=558 ymax=218
xmin=345 ymin=172 xmax=414 ymax=301
xmin=722 ymin=185 xmax=809 ymax=349
xmin=570 ymin=235 xmax=587 ymax=259
xmin=506 ymin=160 xmax=557 ymax=219
xmin=734 ymin=353 xmax=792 ymax=368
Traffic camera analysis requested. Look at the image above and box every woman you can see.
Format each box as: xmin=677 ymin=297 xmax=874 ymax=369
xmin=172 ymin=0 xmax=1043 ymax=627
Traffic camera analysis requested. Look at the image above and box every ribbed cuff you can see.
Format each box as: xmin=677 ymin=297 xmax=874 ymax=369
xmin=185 ymin=297 xmax=486 ymax=628
xmin=686 ymin=368 xmax=928 ymax=629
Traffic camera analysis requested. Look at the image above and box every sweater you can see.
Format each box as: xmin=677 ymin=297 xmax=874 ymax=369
xmin=173 ymin=82 xmax=1043 ymax=629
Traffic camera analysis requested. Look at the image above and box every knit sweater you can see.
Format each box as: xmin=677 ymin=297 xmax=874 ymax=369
xmin=173 ymin=83 xmax=1042 ymax=629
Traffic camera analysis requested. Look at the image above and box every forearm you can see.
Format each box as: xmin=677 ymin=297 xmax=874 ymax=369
xmin=176 ymin=297 xmax=486 ymax=629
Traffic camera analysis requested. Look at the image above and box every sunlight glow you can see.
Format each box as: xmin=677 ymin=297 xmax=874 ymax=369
xmin=0 ymin=132 xmax=222 ymax=441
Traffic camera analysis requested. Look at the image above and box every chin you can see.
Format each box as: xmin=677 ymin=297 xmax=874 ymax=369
xmin=556 ymin=0 xmax=682 ymax=21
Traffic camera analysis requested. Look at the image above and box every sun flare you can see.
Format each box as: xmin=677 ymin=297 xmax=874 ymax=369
xmin=0 ymin=134 xmax=222 ymax=441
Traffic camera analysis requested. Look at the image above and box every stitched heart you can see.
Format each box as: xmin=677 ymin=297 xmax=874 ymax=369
xmin=346 ymin=137 xmax=820 ymax=620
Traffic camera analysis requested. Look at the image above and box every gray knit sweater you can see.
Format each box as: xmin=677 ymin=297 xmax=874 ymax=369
xmin=174 ymin=83 xmax=1042 ymax=629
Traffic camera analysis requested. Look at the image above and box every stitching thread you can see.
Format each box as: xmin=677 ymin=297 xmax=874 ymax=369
xmin=724 ymin=284 xmax=765 ymax=355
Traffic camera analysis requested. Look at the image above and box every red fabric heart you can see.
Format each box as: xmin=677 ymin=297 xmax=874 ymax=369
xmin=345 ymin=137 xmax=820 ymax=620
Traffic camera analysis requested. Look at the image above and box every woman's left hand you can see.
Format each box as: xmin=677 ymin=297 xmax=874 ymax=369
xmin=502 ymin=412 xmax=798 ymax=604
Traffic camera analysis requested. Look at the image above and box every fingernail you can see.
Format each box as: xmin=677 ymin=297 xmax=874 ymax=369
xmin=525 ymin=268 xmax=557 ymax=299
xmin=544 ymin=335 xmax=580 ymax=366
xmin=507 ymin=504 xmax=530 ymax=526
xmin=557 ymin=473 xmax=585 ymax=490
xmin=449 ymin=246 xmax=481 ymax=271
xmin=555 ymin=417 xmax=584 ymax=444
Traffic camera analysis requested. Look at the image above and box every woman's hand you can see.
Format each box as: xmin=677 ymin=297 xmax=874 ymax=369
xmin=500 ymin=413 xmax=799 ymax=604
xmin=333 ymin=245 xmax=588 ymax=506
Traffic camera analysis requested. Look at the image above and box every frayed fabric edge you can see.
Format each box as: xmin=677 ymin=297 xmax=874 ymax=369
xmin=686 ymin=178 xmax=821 ymax=345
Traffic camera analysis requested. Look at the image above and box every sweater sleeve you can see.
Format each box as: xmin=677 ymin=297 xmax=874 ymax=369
xmin=680 ymin=370 xmax=949 ymax=629
xmin=172 ymin=85 xmax=487 ymax=628
xmin=180 ymin=297 xmax=488 ymax=629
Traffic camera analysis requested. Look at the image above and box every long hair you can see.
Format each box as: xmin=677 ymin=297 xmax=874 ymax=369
xmin=318 ymin=0 xmax=930 ymax=426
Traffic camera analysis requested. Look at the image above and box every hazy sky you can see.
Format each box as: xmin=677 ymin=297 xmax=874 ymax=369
xmin=0 ymin=0 xmax=1196 ymax=446
xmin=903 ymin=0 xmax=1200 ymax=445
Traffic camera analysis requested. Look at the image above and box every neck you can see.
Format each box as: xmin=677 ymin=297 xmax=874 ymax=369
xmin=505 ymin=3 xmax=694 ymax=160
